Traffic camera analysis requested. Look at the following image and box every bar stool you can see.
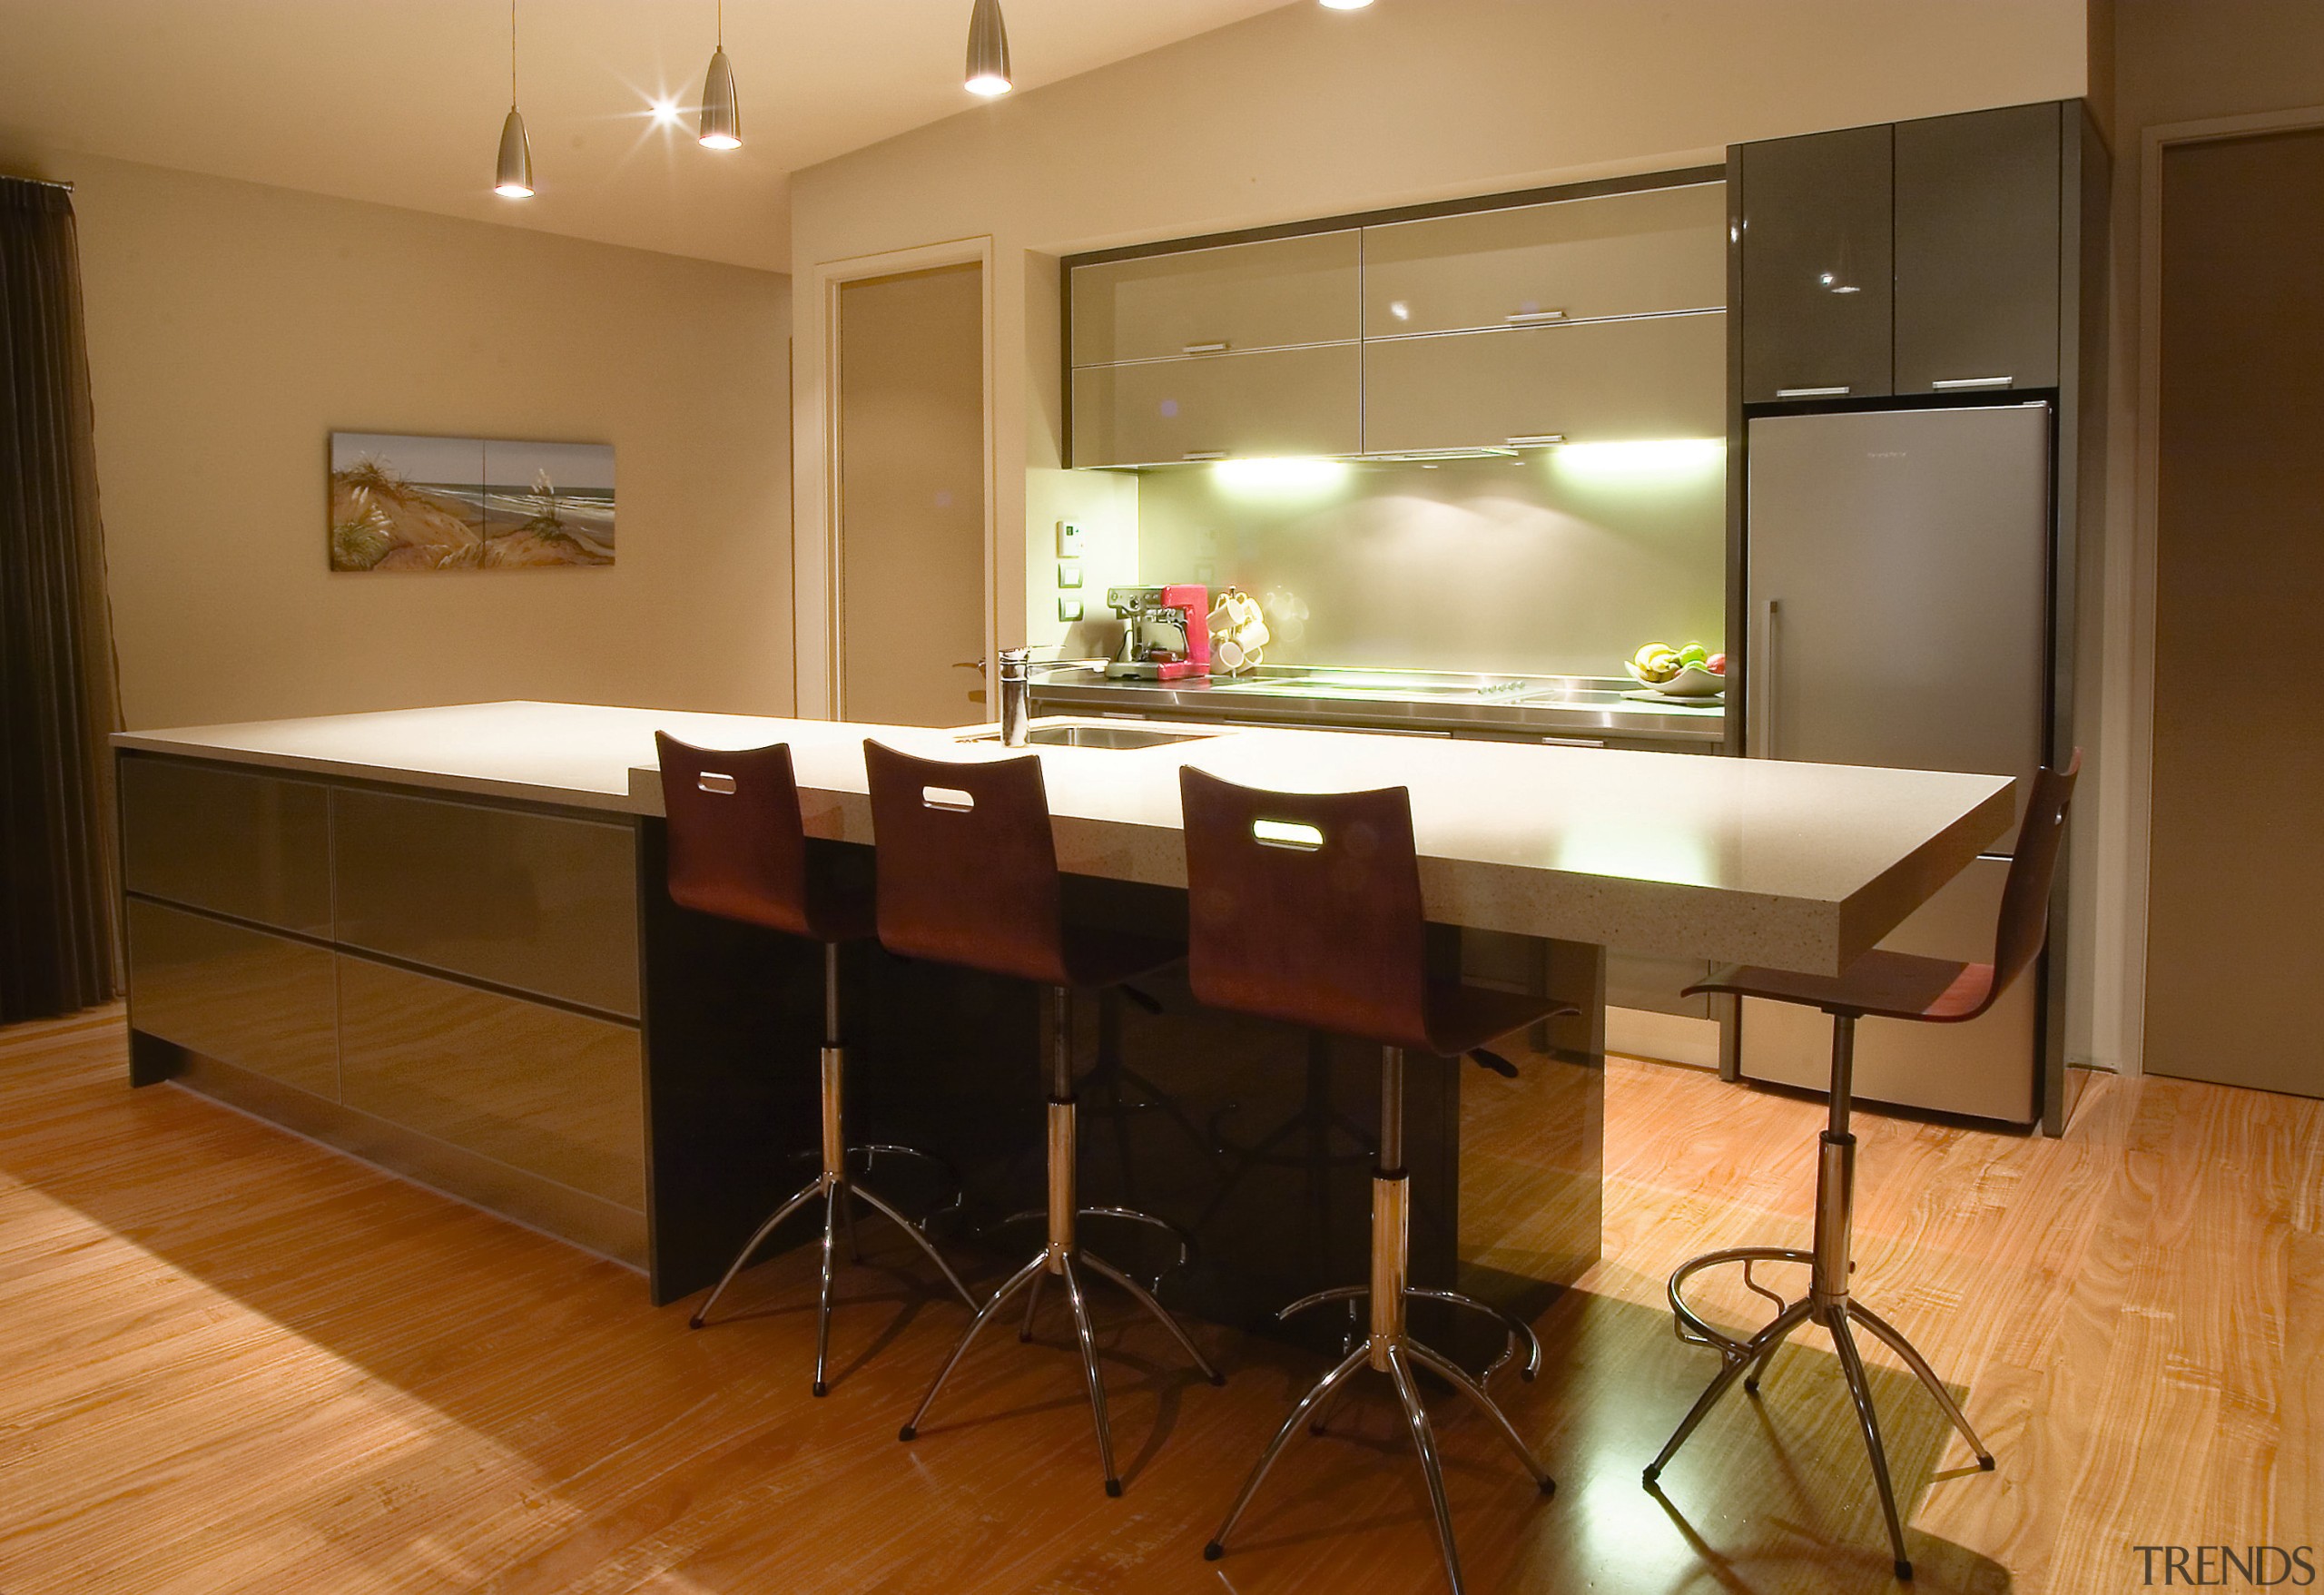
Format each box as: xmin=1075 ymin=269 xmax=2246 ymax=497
xmin=1180 ymin=766 xmax=1573 ymax=1595
xmin=655 ymin=734 xmax=973 ymax=1396
xmin=864 ymin=740 xmax=1222 ymax=1497
xmin=1644 ymin=752 xmax=2081 ymax=1581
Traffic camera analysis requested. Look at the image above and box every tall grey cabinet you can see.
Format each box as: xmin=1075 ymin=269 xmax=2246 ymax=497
xmin=1726 ymin=98 xmax=2110 ymax=1136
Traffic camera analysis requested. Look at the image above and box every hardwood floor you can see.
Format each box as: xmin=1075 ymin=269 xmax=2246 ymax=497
xmin=0 ymin=1007 xmax=2311 ymax=1593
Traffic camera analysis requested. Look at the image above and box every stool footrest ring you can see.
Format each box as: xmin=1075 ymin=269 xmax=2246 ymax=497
xmin=1667 ymin=1245 xmax=1813 ymax=1363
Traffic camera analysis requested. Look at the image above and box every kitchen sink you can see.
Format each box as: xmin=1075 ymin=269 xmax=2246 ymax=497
xmin=965 ymin=724 xmax=1222 ymax=750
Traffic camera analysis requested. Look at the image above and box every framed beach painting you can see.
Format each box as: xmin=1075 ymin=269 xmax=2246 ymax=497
xmin=329 ymin=432 xmax=615 ymax=572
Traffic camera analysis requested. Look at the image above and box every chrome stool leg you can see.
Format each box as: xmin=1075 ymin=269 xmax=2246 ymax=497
xmin=1646 ymin=1015 xmax=1991 ymax=1582
xmin=691 ymin=947 xmax=973 ymax=1399
xmin=901 ymin=986 xmax=1220 ymax=1496
xmin=1206 ymin=1047 xmax=1552 ymax=1595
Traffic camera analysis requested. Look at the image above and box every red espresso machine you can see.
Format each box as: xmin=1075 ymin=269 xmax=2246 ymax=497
xmin=1102 ymin=585 xmax=1210 ymax=681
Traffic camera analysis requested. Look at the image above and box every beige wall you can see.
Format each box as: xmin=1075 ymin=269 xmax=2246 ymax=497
xmin=5 ymin=149 xmax=793 ymax=731
xmin=2074 ymin=0 xmax=2324 ymax=1071
xmin=787 ymin=0 xmax=2089 ymax=709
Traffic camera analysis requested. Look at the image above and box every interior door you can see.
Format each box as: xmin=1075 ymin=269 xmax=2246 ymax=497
xmin=2146 ymin=128 xmax=2324 ymax=1098
xmin=838 ymin=262 xmax=988 ymax=727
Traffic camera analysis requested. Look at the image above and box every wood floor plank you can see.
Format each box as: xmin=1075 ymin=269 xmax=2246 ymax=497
xmin=0 ymin=1009 xmax=2311 ymax=1593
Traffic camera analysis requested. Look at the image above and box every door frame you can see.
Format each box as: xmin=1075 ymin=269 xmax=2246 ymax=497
xmin=2108 ymin=105 xmax=2324 ymax=1076
xmin=797 ymin=235 xmax=999 ymax=722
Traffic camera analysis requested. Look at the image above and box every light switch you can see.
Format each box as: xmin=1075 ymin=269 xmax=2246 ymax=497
xmin=1056 ymin=520 xmax=1084 ymax=556
xmin=1057 ymin=597 xmax=1084 ymax=623
xmin=1058 ymin=560 xmax=1083 ymax=589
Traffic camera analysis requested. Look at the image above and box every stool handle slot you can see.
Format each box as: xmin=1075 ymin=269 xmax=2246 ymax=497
xmin=1252 ymin=819 xmax=1324 ymax=851
xmin=921 ymin=785 xmax=976 ymax=812
xmin=696 ymin=772 xmax=737 ymax=794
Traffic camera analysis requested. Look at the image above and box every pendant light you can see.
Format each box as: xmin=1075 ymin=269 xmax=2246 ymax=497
xmin=698 ymin=0 xmax=741 ymax=149
xmin=964 ymin=0 xmax=1012 ymax=97
xmin=494 ymin=0 xmax=534 ymax=197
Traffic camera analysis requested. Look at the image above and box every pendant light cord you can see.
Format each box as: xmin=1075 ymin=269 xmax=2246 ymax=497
xmin=509 ymin=0 xmax=518 ymax=107
xmin=715 ymin=0 xmax=724 ymax=48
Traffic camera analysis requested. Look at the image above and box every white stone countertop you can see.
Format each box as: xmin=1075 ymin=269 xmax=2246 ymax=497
xmin=114 ymin=701 xmax=2015 ymax=975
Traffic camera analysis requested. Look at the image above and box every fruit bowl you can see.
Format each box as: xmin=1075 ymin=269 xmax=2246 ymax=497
xmin=1625 ymin=662 xmax=1726 ymax=697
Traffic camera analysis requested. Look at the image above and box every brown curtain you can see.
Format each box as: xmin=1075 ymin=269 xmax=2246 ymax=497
xmin=0 ymin=177 xmax=120 ymax=1020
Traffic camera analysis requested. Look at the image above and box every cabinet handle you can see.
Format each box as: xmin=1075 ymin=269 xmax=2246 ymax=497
xmin=1182 ymin=450 xmax=1227 ymax=462
xmin=1183 ymin=341 xmax=1230 ymax=355
xmin=1539 ymin=735 xmax=1607 ymax=748
xmin=1505 ymin=433 xmax=1567 ymax=448
xmin=1506 ymin=310 xmax=1568 ymax=324
xmin=1932 ymin=375 xmax=2015 ymax=389
xmin=1775 ymin=385 xmax=1851 ymax=399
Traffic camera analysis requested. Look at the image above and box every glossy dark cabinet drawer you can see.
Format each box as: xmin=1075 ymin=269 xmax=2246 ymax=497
xmin=337 ymin=956 xmax=645 ymax=1211
xmin=332 ymin=790 xmax=639 ymax=1019
xmin=119 ymin=756 xmax=332 ymax=936
xmin=126 ymin=899 xmax=338 ymax=1098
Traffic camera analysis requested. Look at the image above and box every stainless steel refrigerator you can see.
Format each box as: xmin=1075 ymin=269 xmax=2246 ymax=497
xmin=1740 ymin=402 xmax=2052 ymax=1123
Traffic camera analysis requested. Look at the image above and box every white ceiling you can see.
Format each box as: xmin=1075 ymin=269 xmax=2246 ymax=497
xmin=0 ymin=0 xmax=1295 ymax=272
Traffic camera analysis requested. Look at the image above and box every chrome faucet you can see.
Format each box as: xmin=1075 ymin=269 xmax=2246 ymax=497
xmin=997 ymin=648 xmax=1106 ymax=747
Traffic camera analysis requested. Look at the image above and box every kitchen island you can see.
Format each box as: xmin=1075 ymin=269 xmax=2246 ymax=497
xmin=113 ymin=702 xmax=2011 ymax=1340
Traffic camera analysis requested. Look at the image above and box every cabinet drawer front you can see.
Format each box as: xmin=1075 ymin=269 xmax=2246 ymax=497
xmin=1364 ymin=183 xmax=1727 ymax=338
xmin=127 ymin=900 xmax=338 ymax=1099
xmin=120 ymin=756 xmax=332 ymax=935
xmin=1071 ymin=231 xmax=1359 ymax=367
xmin=337 ymin=957 xmax=645 ymax=1210
xmin=1740 ymin=124 xmax=1895 ymax=403
xmin=332 ymin=789 xmax=639 ymax=1018
xmin=1895 ymin=103 xmax=2062 ymax=393
xmin=1071 ymin=344 xmax=1361 ymax=468
xmin=1364 ymin=311 xmax=1725 ymax=455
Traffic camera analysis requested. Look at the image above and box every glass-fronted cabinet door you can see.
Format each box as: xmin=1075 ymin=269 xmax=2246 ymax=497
xmin=1069 ymin=231 xmax=1360 ymax=367
xmin=1363 ymin=182 xmax=1727 ymax=338
xmin=1894 ymin=103 xmax=2063 ymax=395
xmin=1738 ymin=123 xmax=1895 ymax=404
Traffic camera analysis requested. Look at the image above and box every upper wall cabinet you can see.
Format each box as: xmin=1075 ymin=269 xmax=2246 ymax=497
xmin=1365 ymin=311 xmax=1726 ymax=455
xmin=1738 ymin=102 xmax=2072 ymax=405
xmin=1071 ymin=345 xmax=1362 ymax=468
xmin=1893 ymin=104 xmax=2062 ymax=393
xmin=1363 ymin=183 xmax=1727 ymax=338
xmin=1070 ymin=231 xmax=1360 ymax=367
xmin=1738 ymin=124 xmax=1896 ymax=404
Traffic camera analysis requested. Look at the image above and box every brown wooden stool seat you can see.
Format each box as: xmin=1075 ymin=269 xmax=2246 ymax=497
xmin=1645 ymin=751 xmax=2082 ymax=1583
xmin=655 ymin=734 xmax=972 ymax=1395
xmin=1180 ymin=766 xmax=1573 ymax=1595
xmin=865 ymin=740 xmax=1221 ymax=1499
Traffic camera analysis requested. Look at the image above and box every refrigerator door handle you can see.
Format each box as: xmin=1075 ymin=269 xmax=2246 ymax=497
xmin=1755 ymin=596 xmax=1780 ymax=757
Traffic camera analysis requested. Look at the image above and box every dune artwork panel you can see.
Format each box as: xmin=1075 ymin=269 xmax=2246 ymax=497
xmin=330 ymin=432 xmax=615 ymax=572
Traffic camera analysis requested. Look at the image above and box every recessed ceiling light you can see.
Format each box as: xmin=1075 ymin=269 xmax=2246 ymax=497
xmin=1320 ymin=0 xmax=1375 ymax=9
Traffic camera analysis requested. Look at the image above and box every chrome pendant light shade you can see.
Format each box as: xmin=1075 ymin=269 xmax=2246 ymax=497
xmin=698 ymin=46 xmax=741 ymax=148
xmin=493 ymin=0 xmax=533 ymax=198
xmin=698 ymin=0 xmax=741 ymax=149
xmin=495 ymin=106 xmax=535 ymax=197
xmin=964 ymin=0 xmax=1011 ymax=97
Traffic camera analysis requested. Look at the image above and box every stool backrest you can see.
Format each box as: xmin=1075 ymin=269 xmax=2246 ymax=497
xmin=1178 ymin=765 xmax=1432 ymax=1052
xmin=863 ymin=740 xmax=1068 ymax=987
xmin=1989 ymin=748 xmax=2082 ymax=1003
xmin=655 ymin=733 xmax=812 ymax=937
